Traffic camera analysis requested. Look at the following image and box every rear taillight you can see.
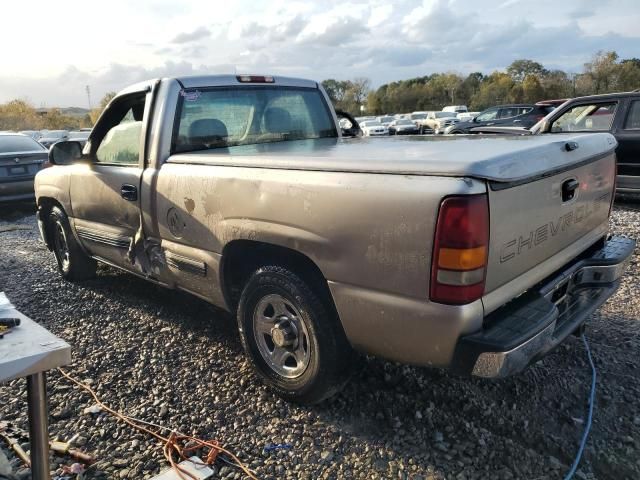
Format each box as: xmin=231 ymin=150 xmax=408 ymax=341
xmin=430 ymin=194 xmax=489 ymax=305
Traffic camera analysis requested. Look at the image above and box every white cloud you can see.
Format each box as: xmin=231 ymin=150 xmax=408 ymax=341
xmin=1 ymin=0 xmax=639 ymax=106
xmin=368 ymin=4 xmax=394 ymax=28
xmin=297 ymin=14 xmax=369 ymax=45
xmin=171 ymin=27 xmax=211 ymax=44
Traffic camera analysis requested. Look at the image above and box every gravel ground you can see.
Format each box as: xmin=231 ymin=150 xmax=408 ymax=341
xmin=1 ymin=200 xmax=639 ymax=480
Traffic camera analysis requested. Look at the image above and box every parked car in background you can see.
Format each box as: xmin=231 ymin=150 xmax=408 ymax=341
xmin=530 ymin=91 xmax=640 ymax=194
xmin=443 ymin=105 xmax=468 ymax=114
xmin=355 ymin=116 xmax=375 ymax=124
xmin=409 ymin=112 xmax=427 ymax=123
xmin=19 ymin=130 xmax=42 ymax=140
xmin=388 ymin=119 xmax=419 ymax=135
xmin=425 ymin=111 xmax=459 ymax=134
xmin=536 ymin=98 xmax=570 ymax=110
xmin=457 ymin=111 xmax=480 ymax=122
xmin=0 ymin=133 xmax=49 ymax=201
xmin=68 ymin=130 xmax=91 ymax=148
xmin=376 ymin=116 xmax=395 ymax=127
xmin=39 ymin=130 xmax=70 ymax=149
xmin=447 ymin=104 xmax=554 ymax=134
xmin=360 ymin=120 xmax=389 ymax=136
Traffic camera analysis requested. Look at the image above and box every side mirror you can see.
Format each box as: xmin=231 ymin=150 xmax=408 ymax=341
xmin=49 ymin=141 xmax=84 ymax=165
xmin=335 ymin=109 xmax=362 ymax=138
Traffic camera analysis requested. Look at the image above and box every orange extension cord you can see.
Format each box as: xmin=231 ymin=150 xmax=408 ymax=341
xmin=57 ymin=368 xmax=259 ymax=480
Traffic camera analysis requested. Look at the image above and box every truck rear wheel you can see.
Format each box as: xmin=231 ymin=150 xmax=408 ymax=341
xmin=237 ymin=265 xmax=355 ymax=404
xmin=49 ymin=206 xmax=97 ymax=281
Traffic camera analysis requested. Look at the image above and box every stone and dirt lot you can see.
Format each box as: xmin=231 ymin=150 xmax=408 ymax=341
xmin=0 ymin=200 xmax=639 ymax=480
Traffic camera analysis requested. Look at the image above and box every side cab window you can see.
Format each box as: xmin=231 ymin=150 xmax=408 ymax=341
xmin=550 ymin=102 xmax=617 ymax=133
xmin=90 ymin=93 xmax=148 ymax=166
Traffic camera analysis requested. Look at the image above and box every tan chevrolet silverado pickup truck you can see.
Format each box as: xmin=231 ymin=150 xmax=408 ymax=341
xmin=35 ymin=74 xmax=634 ymax=403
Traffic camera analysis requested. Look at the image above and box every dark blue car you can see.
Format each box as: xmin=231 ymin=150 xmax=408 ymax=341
xmin=447 ymin=104 xmax=554 ymax=134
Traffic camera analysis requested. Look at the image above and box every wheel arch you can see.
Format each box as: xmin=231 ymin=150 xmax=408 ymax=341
xmin=220 ymin=239 xmax=338 ymax=317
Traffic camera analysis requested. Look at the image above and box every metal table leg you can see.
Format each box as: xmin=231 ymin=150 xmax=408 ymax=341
xmin=27 ymin=372 xmax=50 ymax=480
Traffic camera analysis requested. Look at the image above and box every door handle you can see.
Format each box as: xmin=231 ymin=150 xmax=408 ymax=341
xmin=121 ymin=184 xmax=138 ymax=201
xmin=562 ymin=179 xmax=579 ymax=202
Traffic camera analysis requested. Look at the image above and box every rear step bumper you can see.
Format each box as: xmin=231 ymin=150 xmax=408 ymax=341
xmin=451 ymin=235 xmax=635 ymax=378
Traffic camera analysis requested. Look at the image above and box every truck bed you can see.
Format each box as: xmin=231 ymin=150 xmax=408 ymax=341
xmin=168 ymin=133 xmax=617 ymax=183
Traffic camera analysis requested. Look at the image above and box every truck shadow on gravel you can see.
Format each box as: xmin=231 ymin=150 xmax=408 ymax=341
xmin=81 ymin=265 xmax=242 ymax=348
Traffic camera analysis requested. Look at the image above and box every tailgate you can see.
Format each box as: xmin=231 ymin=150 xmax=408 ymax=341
xmin=484 ymin=148 xmax=615 ymax=301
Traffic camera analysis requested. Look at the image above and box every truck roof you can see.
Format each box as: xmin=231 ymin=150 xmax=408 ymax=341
xmin=118 ymin=75 xmax=319 ymax=96
xmin=168 ymin=133 xmax=616 ymax=183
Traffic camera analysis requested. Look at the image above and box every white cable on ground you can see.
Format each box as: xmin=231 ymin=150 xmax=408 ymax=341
xmin=563 ymin=334 xmax=597 ymax=480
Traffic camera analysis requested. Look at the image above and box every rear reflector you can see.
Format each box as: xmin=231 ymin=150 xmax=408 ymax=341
xmin=430 ymin=194 xmax=489 ymax=305
xmin=236 ymin=75 xmax=275 ymax=83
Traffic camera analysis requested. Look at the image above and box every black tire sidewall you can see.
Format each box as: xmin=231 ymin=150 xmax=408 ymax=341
xmin=237 ymin=266 xmax=349 ymax=403
xmin=49 ymin=207 xmax=73 ymax=276
xmin=48 ymin=206 xmax=96 ymax=280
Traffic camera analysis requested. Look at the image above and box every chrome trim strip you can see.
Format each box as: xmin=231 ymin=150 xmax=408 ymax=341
xmin=76 ymin=227 xmax=130 ymax=249
xmin=165 ymin=251 xmax=207 ymax=277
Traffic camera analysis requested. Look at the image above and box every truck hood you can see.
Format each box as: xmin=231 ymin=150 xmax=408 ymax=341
xmin=169 ymin=133 xmax=617 ymax=183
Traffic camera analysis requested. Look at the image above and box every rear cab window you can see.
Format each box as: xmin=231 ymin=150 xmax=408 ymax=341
xmin=173 ymin=86 xmax=337 ymax=153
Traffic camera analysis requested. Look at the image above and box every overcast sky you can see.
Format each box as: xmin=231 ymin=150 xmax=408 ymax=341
xmin=2 ymin=0 xmax=640 ymax=107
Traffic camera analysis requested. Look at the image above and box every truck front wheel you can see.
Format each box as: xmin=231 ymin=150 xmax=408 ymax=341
xmin=237 ymin=265 xmax=354 ymax=404
xmin=49 ymin=206 xmax=97 ymax=281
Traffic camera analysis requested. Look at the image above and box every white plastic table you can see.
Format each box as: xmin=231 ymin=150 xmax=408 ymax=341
xmin=0 ymin=292 xmax=71 ymax=480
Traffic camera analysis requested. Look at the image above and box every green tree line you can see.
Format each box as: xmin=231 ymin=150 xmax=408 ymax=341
xmin=323 ymin=51 xmax=640 ymax=116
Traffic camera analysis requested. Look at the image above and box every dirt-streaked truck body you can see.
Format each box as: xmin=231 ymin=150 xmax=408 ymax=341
xmin=35 ymin=75 xmax=634 ymax=403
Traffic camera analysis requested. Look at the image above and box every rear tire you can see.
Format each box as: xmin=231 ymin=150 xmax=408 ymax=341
xmin=49 ymin=206 xmax=97 ymax=281
xmin=237 ymin=265 xmax=355 ymax=404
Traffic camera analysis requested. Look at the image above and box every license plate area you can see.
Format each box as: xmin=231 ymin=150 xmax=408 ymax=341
xmin=8 ymin=165 xmax=27 ymax=175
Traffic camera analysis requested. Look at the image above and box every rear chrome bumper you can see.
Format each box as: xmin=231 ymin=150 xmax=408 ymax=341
xmin=451 ymin=236 xmax=635 ymax=378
